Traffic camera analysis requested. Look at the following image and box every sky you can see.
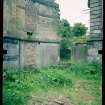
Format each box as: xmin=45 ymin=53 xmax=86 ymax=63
xmin=55 ymin=0 xmax=90 ymax=29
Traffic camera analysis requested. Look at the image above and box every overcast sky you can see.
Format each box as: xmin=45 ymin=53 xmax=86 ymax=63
xmin=55 ymin=0 xmax=90 ymax=29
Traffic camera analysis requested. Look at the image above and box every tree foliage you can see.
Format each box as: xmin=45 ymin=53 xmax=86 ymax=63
xmin=58 ymin=20 xmax=89 ymax=48
xmin=58 ymin=19 xmax=71 ymax=38
xmin=58 ymin=20 xmax=89 ymax=59
xmin=72 ymin=23 xmax=88 ymax=37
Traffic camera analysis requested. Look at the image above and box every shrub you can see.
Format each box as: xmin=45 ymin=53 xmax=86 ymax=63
xmin=69 ymin=61 xmax=101 ymax=75
xmin=40 ymin=71 xmax=73 ymax=88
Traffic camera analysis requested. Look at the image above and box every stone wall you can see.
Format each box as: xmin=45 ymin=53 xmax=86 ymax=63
xmin=24 ymin=42 xmax=37 ymax=66
xmin=34 ymin=0 xmax=60 ymax=41
xmin=87 ymin=40 xmax=102 ymax=63
xmin=3 ymin=0 xmax=60 ymax=41
xmin=71 ymin=0 xmax=103 ymax=62
xmin=3 ymin=37 xmax=60 ymax=68
xmin=90 ymin=0 xmax=102 ymax=37
xmin=71 ymin=40 xmax=102 ymax=63
xmin=71 ymin=43 xmax=88 ymax=62
xmin=87 ymin=0 xmax=102 ymax=63
xmin=3 ymin=0 xmax=26 ymax=38
xmin=3 ymin=38 xmax=19 ymax=67
xmin=3 ymin=0 xmax=60 ymax=68
xmin=36 ymin=43 xmax=60 ymax=67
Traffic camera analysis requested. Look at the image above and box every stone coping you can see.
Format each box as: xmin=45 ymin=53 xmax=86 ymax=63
xmin=3 ymin=36 xmax=60 ymax=44
xmin=87 ymin=38 xmax=103 ymax=42
xmin=32 ymin=0 xmax=59 ymax=8
xmin=74 ymin=38 xmax=102 ymax=46
xmin=75 ymin=42 xmax=87 ymax=44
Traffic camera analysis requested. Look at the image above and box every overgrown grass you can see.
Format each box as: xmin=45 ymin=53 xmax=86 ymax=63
xmin=3 ymin=61 xmax=102 ymax=105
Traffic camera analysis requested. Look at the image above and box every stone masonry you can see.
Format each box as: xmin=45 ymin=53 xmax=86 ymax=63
xmin=87 ymin=0 xmax=102 ymax=62
xmin=71 ymin=0 xmax=103 ymax=62
xmin=3 ymin=0 xmax=60 ymax=68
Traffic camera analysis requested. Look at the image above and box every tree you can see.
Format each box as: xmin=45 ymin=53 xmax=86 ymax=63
xmin=58 ymin=19 xmax=72 ymax=59
xmin=58 ymin=19 xmax=72 ymax=49
xmin=72 ymin=23 xmax=88 ymax=37
xmin=58 ymin=19 xmax=71 ymax=38
xmin=58 ymin=20 xmax=88 ymax=59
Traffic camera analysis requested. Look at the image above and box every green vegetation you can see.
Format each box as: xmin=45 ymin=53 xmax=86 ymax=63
xmin=3 ymin=61 xmax=102 ymax=105
xmin=58 ymin=19 xmax=88 ymax=38
xmin=72 ymin=23 xmax=88 ymax=37
xmin=58 ymin=19 xmax=89 ymax=59
xmin=58 ymin=19 xmax=71 ymax=38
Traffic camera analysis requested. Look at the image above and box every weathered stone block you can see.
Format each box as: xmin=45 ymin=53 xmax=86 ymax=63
xmin=3 ymin=38 xmax=19 ymax=67
xmin=24 ymin=42 xmax=37 ymax=66
xmin=36 ymin=43 xmax=60 ymax=67
xmin=3 ymin=0 xmax=60 ymax=68
xmin=71 ymin=43 xmax=88 ymax=62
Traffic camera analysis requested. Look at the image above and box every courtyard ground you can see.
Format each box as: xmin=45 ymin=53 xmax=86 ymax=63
xmin=3 ymin=61 xmax=102 ymax=105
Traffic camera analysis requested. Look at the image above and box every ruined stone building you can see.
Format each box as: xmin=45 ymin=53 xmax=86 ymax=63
xmin=3 ymin=0 xmax=60 ymax=68
xmin=71 ymin=0 xmax=103 ymax=62
xmin=87 ymin=0 xmax=103 ymax=62
xmin=88 ymin=0 xmax=103 ymax=37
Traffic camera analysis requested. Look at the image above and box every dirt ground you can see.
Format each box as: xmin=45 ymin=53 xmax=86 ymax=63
xmin=27 ymin=96 xmax=72 ymax=105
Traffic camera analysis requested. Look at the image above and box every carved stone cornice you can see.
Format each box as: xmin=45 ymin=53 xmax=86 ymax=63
xmin=38 ymin=12 xmax=60 ymax=19
xmin=32 ymin=0 xmax=59 ymax=9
